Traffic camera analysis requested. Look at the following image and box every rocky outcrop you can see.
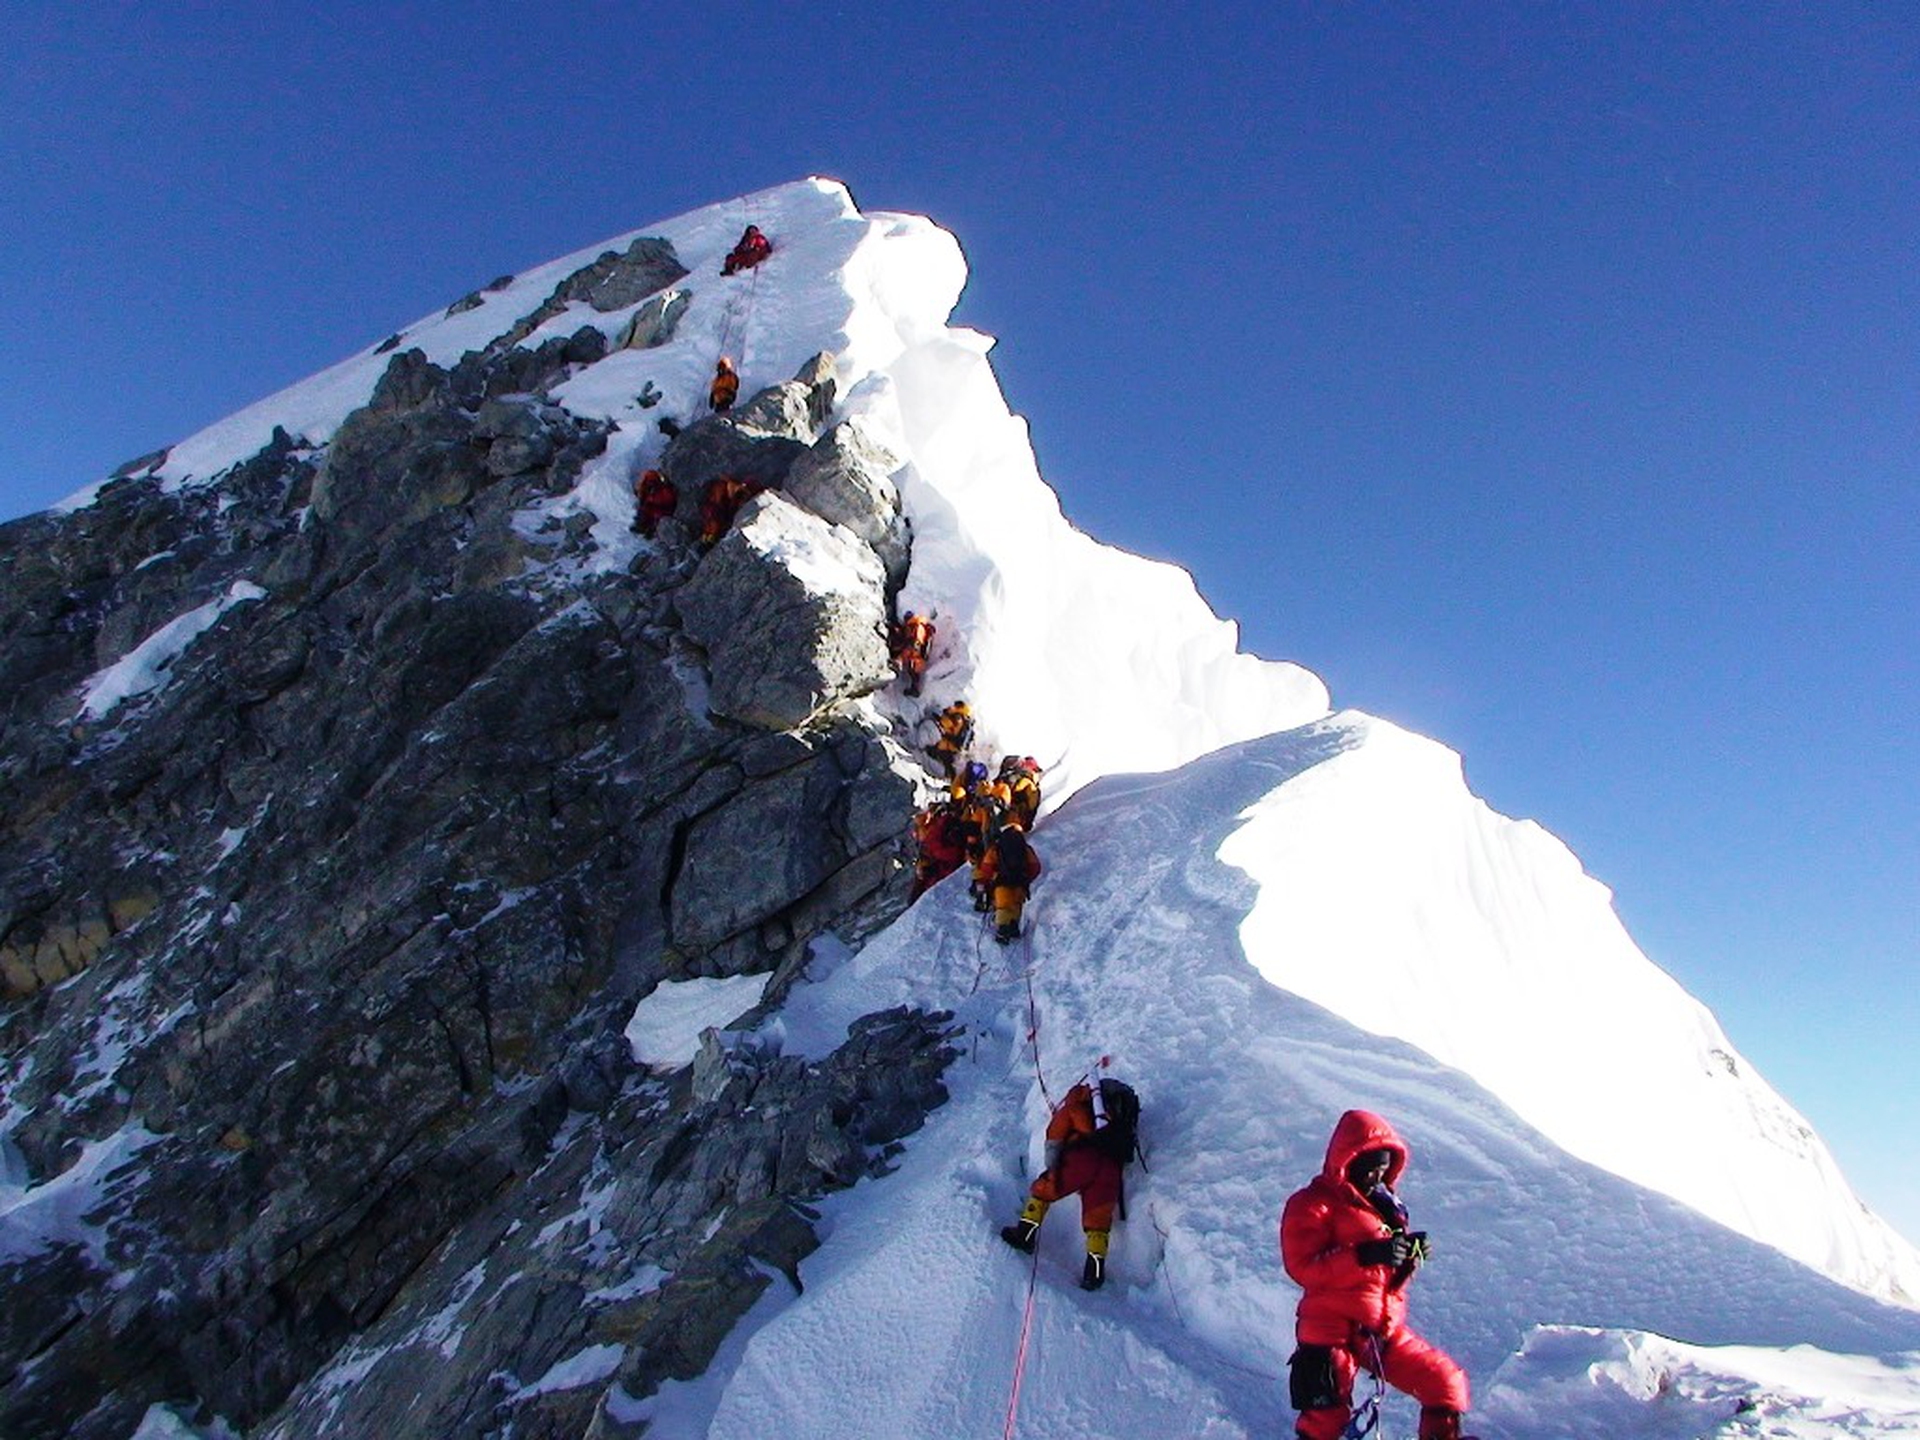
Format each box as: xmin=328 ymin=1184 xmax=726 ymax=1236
xmin=497 ymin=237 xmax=690 ymax=351
xmin=655 ymin=351 xmax=841 ymax=502
xmin=676 ymin=493 xmax=893 ymax=731
xmin=784 ymin=418 xmax=912 ymax=592
xmin=616 ymin=288 xmax=691 ymax=351
xmin=0 ymin=308 xmax=939 ymax=1437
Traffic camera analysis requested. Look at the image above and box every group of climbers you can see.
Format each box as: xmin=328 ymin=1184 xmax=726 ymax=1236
xmin=623 ymin=226 xmax=771 ymax=543
xmin=628 ymin=467 xmax=762 ymax=549
xmin=907 ymin=740 xmax=1046 ymax=946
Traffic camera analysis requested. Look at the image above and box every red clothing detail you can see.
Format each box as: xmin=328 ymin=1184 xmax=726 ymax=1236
xmin=1029 ymin=1139 xmax=1122 ymax=1232
xmin=1293 ymin=1334 xmax=1470 ymax=1440
xmin=1281 ymin=1111 xmax=1469 ymax=1429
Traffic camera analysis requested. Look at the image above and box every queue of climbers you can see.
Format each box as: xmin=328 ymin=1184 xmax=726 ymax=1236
xmin=633 ymin=213 xmax=1481 ymax=1440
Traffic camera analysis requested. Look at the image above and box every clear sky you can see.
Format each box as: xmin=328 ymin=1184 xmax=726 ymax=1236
xmin=5 ymin=4 xmax=1915 ymax=1241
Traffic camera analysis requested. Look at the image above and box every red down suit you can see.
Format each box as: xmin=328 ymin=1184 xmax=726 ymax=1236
xmin=1279 ymin=1109 xmax=1468 ymax=1440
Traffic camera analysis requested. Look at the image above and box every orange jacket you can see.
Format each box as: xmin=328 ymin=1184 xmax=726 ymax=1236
xmin=893 ymin=614 xmax=934 ymax=664
xmin=1280 ymin=1110 xmax=1416 ymax=1345
xmin=709 ymin=360 xmax=739 ymax=411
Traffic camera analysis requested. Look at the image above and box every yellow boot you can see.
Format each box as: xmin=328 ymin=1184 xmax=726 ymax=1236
xmin=1000 ymin=1197 xmax=1048 ymax=1253
xmin=1081 ymin=1228 xmax=1109 ymax=1290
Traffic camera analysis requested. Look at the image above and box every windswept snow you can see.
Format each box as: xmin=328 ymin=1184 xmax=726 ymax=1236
xmin=1479 ymin=1327 xmax=1920 ymax=1439
xmin=1223 ymin=715 xmax=1920 ymax=1306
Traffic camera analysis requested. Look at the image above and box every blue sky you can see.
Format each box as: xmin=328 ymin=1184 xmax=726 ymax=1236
xmin=5 ymin=5 xmax=1915 ymax=1240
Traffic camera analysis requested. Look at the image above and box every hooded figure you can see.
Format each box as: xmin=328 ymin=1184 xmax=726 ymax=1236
xmin=1280 ymin=1110 xmax=1474 ymax=1440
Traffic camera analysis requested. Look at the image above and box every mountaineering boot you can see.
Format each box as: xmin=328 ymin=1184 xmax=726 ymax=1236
xmin=1079 ymin=1229 xmax=1109 ymax=1290
xmin=995 ymin=922 xmax=1019 ymax=945
xmin=1000 ymin=1198 xmax=1047 ymax=1253
xmin=1000 ymin=1218 xmax=1038 ymax=1253
xmin=1417 ymin=1407 xmax=1478 ymax=1440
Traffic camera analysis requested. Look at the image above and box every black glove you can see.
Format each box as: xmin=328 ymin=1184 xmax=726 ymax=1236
xmin=1355 ymin=1234 xmax=1414 ymax=1268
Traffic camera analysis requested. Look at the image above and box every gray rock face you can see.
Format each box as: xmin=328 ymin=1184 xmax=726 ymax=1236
xmin=676 ymin=493 xmax=892 ymax=732
xmin=784 ymin=419 xmax=912 ymax=591
xmin=498 ymin=237 xmax=690 ymax=351
xmin=617 ymin=287 xmax=692 ymax=350
xmin=0 ymin=300 xmax=938 ymax=1439
xmin=656 ymin=351 xmax=842 ymax=501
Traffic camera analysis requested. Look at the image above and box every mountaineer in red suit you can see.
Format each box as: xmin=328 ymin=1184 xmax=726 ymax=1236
xmin=1280 ymin=1109 xmax=1475 ymax=1440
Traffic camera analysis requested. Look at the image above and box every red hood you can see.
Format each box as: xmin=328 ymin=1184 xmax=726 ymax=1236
xmin=1320 ymin=1109 xmax=1408 ymax=1191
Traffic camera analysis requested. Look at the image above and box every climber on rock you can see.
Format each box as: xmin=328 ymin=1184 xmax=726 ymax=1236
xmin=1281 ymin=1110 xmax=1476 ymax=1440
xmin=975 ymin=818 xmax=1040 ymax=943
xmin=709 ymin=356 xmax=740 ymax=413
xmin=928 ymin=700 xmax=973 ymax=778
xmin=631 ymin=468 xmax=678 ymax=537
xmin=999 ymin=1063 xmax=1138 ymax=1290
xmin=698 ymin=474 xmax=761 ymax=548
xmin=889 ymin=611 xmax=935 ymax=696
xmin=722 ymin=224 xmax=773 ymax=276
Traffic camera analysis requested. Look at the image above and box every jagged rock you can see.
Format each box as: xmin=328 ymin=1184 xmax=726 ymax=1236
xmin=674 ymin=493 xmax=891 ymax=731
xmin=669 ymin=741 xmax=883 ymax=956
xmin=497 ymin=237 xmax=689 ymax=351
xmin=0 ymin=281 xmax=941 ymax=1438
xmin=783 ymin=419 xmax=911 ymax=590
xmin=658 ymin=415 xmax=807 ymax=497
xmin=616 ymin=287 xmax=692 ymax=350
xmin=653 ymin=353 xmax=843 ymax=506
xmin=728 ymin=351 xmax=838 ymax=442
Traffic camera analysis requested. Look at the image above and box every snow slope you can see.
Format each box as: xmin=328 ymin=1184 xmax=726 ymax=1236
xmin=648 ymin=725 xmax=1920 ymax=1438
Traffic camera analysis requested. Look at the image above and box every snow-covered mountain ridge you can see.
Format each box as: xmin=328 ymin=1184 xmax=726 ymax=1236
xmin=8 ymin=177 xmax=1918 ymax=1438
xmin=102 ymin=174 xmax=1909 ymax=1305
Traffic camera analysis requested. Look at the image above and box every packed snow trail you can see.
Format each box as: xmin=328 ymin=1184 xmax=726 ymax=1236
xmin=630 ymin=718 xmax=1920 ymax=1438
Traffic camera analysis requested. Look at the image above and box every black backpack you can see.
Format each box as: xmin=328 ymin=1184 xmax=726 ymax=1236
xmin=1088 ymin=1078 xmax=1141 ymax=1165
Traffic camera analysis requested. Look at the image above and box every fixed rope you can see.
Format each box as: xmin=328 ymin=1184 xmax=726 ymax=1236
xmin=713 ymin=199 xmax=767 ymax=397
xmin=1001 ymin=1242 xmax=1042 ymax=1440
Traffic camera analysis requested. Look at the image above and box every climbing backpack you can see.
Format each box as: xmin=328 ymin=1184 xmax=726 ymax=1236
xmin=1088 ymin=1078 xmax=1141 ymax=1165
xmin=994 ymin=824 xmax=1035 ymax=883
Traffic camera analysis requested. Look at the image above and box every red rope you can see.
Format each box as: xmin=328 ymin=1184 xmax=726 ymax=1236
xmin=1001 ymin=1244 xmax=1042 ymax=1440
